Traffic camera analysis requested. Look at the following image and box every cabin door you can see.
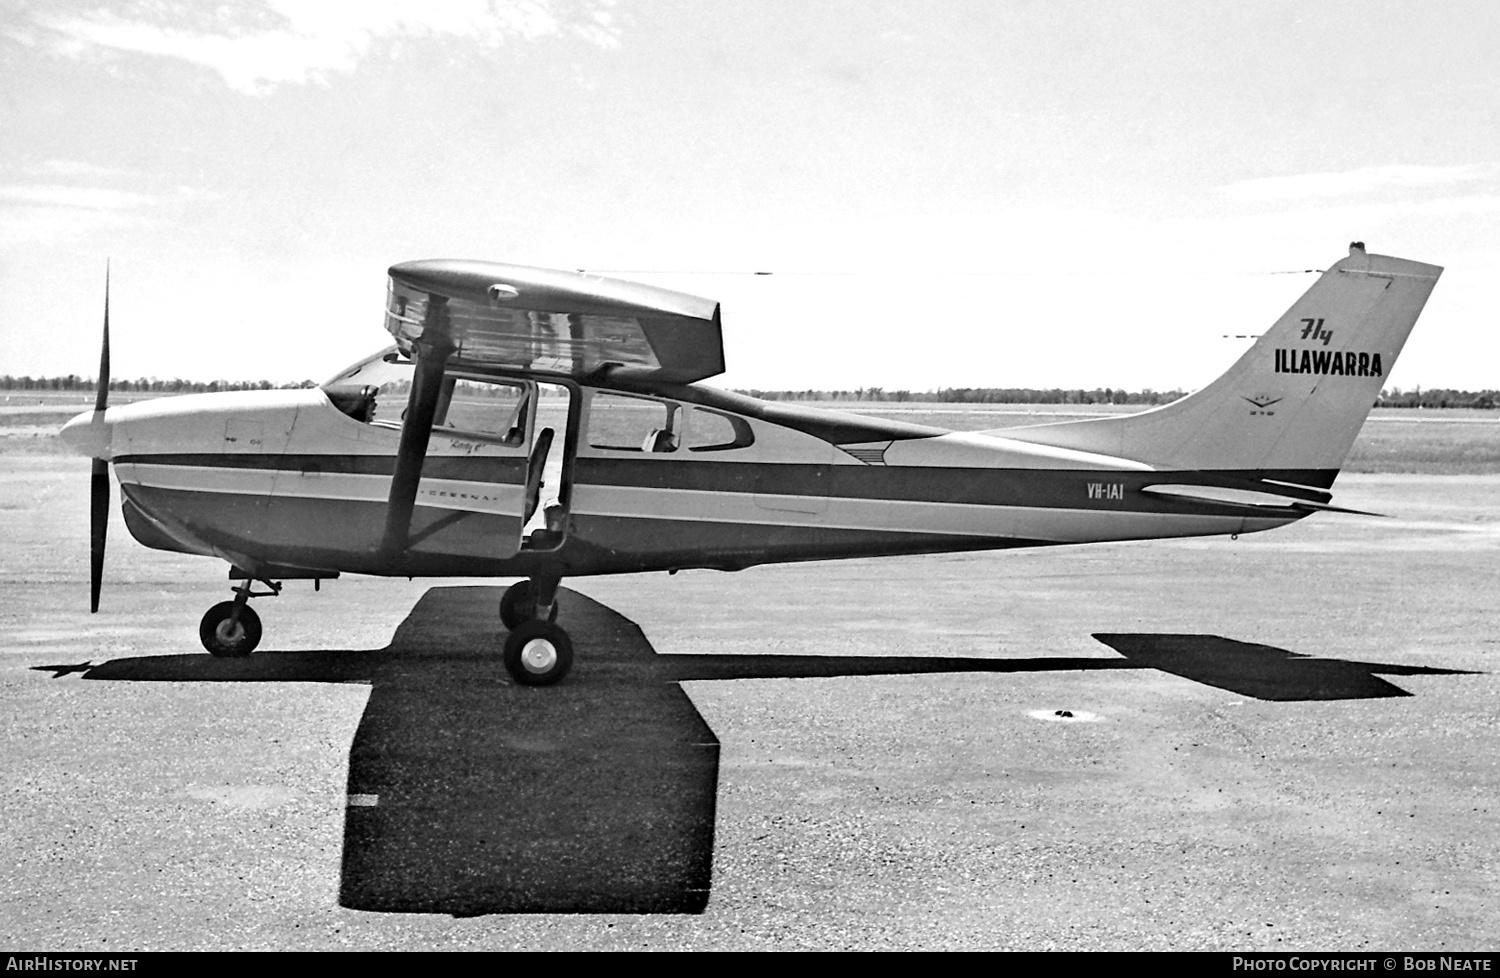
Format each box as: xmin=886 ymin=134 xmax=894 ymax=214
xmin=406 ymin=375 xmax=535 ymax=561
xmin=518 ymin=382 xmax=576 ymax=553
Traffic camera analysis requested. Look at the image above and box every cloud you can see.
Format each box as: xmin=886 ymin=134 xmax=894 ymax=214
xmin=23 ymin=0 xmax=621 ymax=95
xmin=0 ymin=176 xmax=189 ymax=247
xmin=29 ymin=160 xmax=145 ymax=181
xmin=0 ymin=204 xmax=146 ymax=249
xmin=1220 ymin=164 xmax=1500 ymax=203
xmin=0 ymin=185 xmax=157 ymax=210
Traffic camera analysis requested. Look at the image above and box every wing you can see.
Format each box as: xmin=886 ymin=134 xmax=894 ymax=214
xmin=385 ymin=260 xmax=725 ymax=385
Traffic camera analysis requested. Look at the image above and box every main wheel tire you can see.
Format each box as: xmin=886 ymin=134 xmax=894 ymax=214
xmin=499 ymin=580 xmax=559 ymax=630
xmin=199 ymin=601 xmax=262 ymax=657
xmin=503 ymin=619 xmax=573 ymax=686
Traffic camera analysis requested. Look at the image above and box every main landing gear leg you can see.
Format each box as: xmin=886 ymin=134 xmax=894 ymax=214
xmin=199 ymin=579 xmax=280 ymax=657
xmin=500 ymin=575 xmax=573 ymax=686
xmin=498 ymin=576 xmax=560 ymax=629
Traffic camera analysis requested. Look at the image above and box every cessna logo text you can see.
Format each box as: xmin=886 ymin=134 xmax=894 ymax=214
xmin=1275 ymin=348 xmax=1383 ymax=377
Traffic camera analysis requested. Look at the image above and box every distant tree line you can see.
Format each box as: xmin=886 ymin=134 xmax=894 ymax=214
xmin=736 ymin=387 xmax=1190 ymax=405
xmin=4 ymin=374 xmax=1497 ymax=409
xmin=1376 ymin=388 xmax=1500 ymax=409
xmin=0 ymin=375 xmax=317 ymax=393
xmin=743 ymin=387 xmax=1500 ymax=409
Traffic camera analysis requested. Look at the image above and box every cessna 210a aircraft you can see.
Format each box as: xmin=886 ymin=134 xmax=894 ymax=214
xmin=60 ymin=243 xmax=1440 ymax=685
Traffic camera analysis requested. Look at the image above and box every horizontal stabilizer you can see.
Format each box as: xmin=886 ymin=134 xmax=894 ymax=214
xmin=1140 ymin=485 xmax=1385 ymax=517
xmin=1289 ymin=500 xmax=1386 ymax=518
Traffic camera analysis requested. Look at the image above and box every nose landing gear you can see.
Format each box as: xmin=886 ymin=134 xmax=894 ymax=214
xmin=199 ymin=579 xmax=280 ymax=657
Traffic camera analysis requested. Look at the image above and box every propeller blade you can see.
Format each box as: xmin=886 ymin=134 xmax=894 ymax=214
xmin=89 ymin=263 xmax=110 ymax=612
xmin=96 ymin=262 xmax=110 ymax=412
xmin=90 ymin=457 xmax=108 ymax=613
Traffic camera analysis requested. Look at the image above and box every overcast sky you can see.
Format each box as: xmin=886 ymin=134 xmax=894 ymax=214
xmin=3 ymin=1 xmax=1497 ymax=391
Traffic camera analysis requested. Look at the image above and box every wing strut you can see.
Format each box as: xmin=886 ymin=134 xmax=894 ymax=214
xmin=380 ymin=297 xmax=456 ymax=557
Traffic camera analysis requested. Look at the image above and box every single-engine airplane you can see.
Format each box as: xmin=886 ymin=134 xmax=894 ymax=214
xmin=61 ymin=243 xmax=1441 ymax=685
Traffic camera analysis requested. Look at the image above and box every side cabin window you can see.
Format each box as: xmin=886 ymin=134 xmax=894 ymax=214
xmin=685 ymin=406 xmax=755 ymax=452
xmin=328 ymin=368 xmax=528 ymax=447
xmin=588 ymin=391 xmax=680 ymax=452
xmin=432 ymin=378 xmax=528 ymax=446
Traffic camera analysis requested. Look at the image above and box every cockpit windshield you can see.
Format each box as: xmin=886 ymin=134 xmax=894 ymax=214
xmin=321 ymin=347 xmax=414 ymax=426
xmin=322 ymin=346 xmax=412 ymax=391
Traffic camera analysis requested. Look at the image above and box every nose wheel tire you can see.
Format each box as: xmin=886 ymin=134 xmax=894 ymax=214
xmin=499 ymin=579 xmax=559 ymax=629
xmin=199 ymin=601 xmax=262 ymax=657
xmin=503 ymin=620 xmax=573 ymax=686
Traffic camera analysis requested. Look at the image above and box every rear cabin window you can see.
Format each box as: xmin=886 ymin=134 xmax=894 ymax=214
xmin=588 ymin=392 xmax=679 ymax=452
xmin=686 ymin=407 xmax=754 ymax=452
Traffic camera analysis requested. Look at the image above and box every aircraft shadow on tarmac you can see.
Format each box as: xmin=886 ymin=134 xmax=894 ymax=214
xmin=37 ymin=586 xmax=1479 ymax=916
xmin=1091 ymin=633 xmax=1477 ymax=701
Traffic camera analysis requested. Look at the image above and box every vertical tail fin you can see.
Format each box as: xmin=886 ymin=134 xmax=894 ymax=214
xmin=1001 ymin=244 xmax=1442 ymax=486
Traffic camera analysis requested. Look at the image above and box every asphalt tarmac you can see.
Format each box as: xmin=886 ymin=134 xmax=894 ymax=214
xmin=2 ymin=458 xmax=1496 ymax=950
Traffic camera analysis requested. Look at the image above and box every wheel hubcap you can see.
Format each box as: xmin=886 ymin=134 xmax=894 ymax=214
xmin=520 ymin=638 xmax=558 ymax=674
xmin=215 ymin=620 xmax=245 ymax=647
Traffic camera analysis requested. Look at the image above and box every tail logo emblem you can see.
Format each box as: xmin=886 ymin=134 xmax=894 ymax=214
xmin=1242 ymin=394 xmax=1282 ymax=415
xmin=1300 ymin=318 xmax=1334 ymax=345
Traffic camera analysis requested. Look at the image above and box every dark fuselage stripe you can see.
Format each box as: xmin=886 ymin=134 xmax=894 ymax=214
xmin=116 ymin=453 xmax=1323 ymax=517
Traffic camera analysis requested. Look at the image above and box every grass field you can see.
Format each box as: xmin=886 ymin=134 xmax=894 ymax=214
xmin=7 ymin=389 xmax=1500 ymax=473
